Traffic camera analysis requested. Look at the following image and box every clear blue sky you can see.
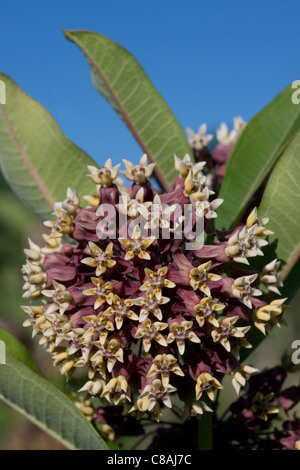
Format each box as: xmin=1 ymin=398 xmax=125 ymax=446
xmin=1 ymin=0 xmax=300 ymax=167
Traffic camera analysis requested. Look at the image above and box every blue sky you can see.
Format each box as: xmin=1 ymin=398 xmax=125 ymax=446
xmin=1 ymin=0 xmax=300 ymax=167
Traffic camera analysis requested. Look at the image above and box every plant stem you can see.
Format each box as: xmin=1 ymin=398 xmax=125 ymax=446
xmin=197 ymin=412 xmax=213 ymax=450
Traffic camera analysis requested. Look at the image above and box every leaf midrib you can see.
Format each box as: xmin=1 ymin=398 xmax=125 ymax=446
xmin=64 ymin=31 xmax=170 ymax=191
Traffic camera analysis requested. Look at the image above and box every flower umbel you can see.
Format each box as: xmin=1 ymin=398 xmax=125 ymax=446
xmin=21 ymin=154 xmax=283 ymax=429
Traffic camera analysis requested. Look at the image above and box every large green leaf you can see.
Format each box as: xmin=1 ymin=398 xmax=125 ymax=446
xmin=258 ymin=130 xmax=300 ymax=296
xmin=0 ymin=73 xmax=96 ymax=220
xmin=241 ymin=131 xmax=300 ymax=361
xmin=0 ymin=329 xmax=108 ymax=450
xmin=64 ymin=30 xmax=192 ymax=190
xmin=216 ymin=85 xmax=300 ymax=230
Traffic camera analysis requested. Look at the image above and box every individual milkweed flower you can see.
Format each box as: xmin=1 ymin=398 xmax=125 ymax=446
xmin=78 ymin=379 xmax=106 ymax=397
xmin=41 ymin=232 xmax=62 ymax=253
xmin=146 ymin=354 xmax=184 ymax=387
xmin=216 ymin=122 xmax=236 ymax=145
xmin=211 ymin=316 xmax=251 ymax=352
xmin=144 ymin=194 xmax=177 ymax=231
xmin=192 ymin=195 xmax=224 ymax=220
xmin=42 ymin=280 xmax=73 ymax=314
xmin=120 ymin=154 xmax=156 ymax=184
xmin=246 ymin=207 xmax=274 ymax=237
xmin=82 ymin=278 xmax=114 ymax=309
xmin=131 ymin=287 xmax=170 ymax=321
xmin=24 ymin=238 xmax=44 ymax=265
xmin=44 ymin=207 xmax=73 ymax=238
xmin=186 ymin=124 xmax=213 ymax=150
xmin=189 ymin=260 xmax=221 ymax=295
xmin=166 ymin=320 xmax=201 ymax=354
xmin=116 ymin=188 xmax=150 ymax=219
xmin=66 ymin=329 xmax=92 ymax=360
xmin=260 ymin=259 xmax=283 ymax=295
xmin=230 ymin=274 xmax=262 ymax=308
xmin=182 ymin=401 xmax=213 ymax=419
xmin=233 ymin=116 xmax=247 ymax=136
xmin=91 ymin=338 xmax=124 ymax=373
xmin=104 ymin=295 xmax=139 ymax=330
xmin=252 ymin=298 xmax=288 ymax=335
xmin=230 ymin=336 xmax=253 ymax=359
xmin=42 ymin=310 xmax=73 ymax=346
xmin=193 ymin=296 xmax=224 ymax=327
xmin=55 ymin=188 xmax=80 ymax=216
xmin=134 ymin=318 xmax=168 ymax=352
xmin=101 ymin=375 xmax=131 ymax=405
xmin=52 ymin=351 xmax=76 ymax=379
xmin=129 ymin=396 xmax=162 ymax=422
xmin=118 ymin=225 xmax=155 ymax=260
xmin=82 ymin=312 xmax=114 ymax=344
xmin=140 ymin=267 xmax=176 ymax=300
xmin=134 ymin=379 xmax=177 ymax=416
xmin=75 ymin=350 xmax=106 ymax=380
xmin=81 ymin=242 xmax=116 ymax=275
xmin=87 ymin=159 xmax=121 ymax=187
xmin=250 ymin=392 xmax=279 ymax=421
xmin=22 ymin=305 xmax=46 ymax=336
xmin=22 ymin=261 xmax=46 ymax=298
xmin=174 ymin=153 xmax=206 ymax=178
xmin=195 ymin=372 xmax=223 ymax=401
xmin=225 ymin=224 xmax=268 ymax=264
xmin=183 ymin=169 xmax=212 ymax=200
xmin=232 ymin=365 xmax=259 ymax=395
xmin=216 ymin=116 xmax=246 ymax=145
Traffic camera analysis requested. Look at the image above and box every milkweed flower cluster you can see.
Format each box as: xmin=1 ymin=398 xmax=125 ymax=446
xmin=21 ymin=151 xmax=286 ymax=425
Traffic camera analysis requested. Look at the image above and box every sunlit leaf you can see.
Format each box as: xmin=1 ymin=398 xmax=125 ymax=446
xmin=0 ymin=73 xmax=96 ymax=220
xmin=64 ymin=30 xmax=192 ymax=190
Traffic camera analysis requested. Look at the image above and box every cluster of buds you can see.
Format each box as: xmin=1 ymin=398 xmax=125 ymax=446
xmin=21 ymin=150 xmax=286 ymax=427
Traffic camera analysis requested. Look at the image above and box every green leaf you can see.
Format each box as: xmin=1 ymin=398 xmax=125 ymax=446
xmin=216 ymin=85 xmax=300 ymax=230
xmin=258 ymin=129 xmax=300 ymax=295
xmin=64 ymin=30 xmax=192 ymax=190
xmin=0 ymin=328 xmax=40 ymax=374
xmin=0 ymin=330 xmax=108 ymax=450
xmin=0 ymin=73 xmax=96 ymax=220
xmin=241 ymin=131 xmax=300 ymax=362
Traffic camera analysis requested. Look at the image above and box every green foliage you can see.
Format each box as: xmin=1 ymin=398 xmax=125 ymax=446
xmin=0 ymin=328 xmax=40 ymax=374
xmin=0 ymin=73 xmax=96 ymax=220
xmin=216 ymin=85 xmax=300 ymax=230
xmin=241 ymin=132 xmax=300 ymax=361
xmin=64 ymin=30 xmax=192 ymax=190
xmin=0 ymin=172 xmax=39 ymax=326
xmin=0 ymin=329 xmax=108 ymax=450
xmin=257 ymin=130 xmax=300 ymax=299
